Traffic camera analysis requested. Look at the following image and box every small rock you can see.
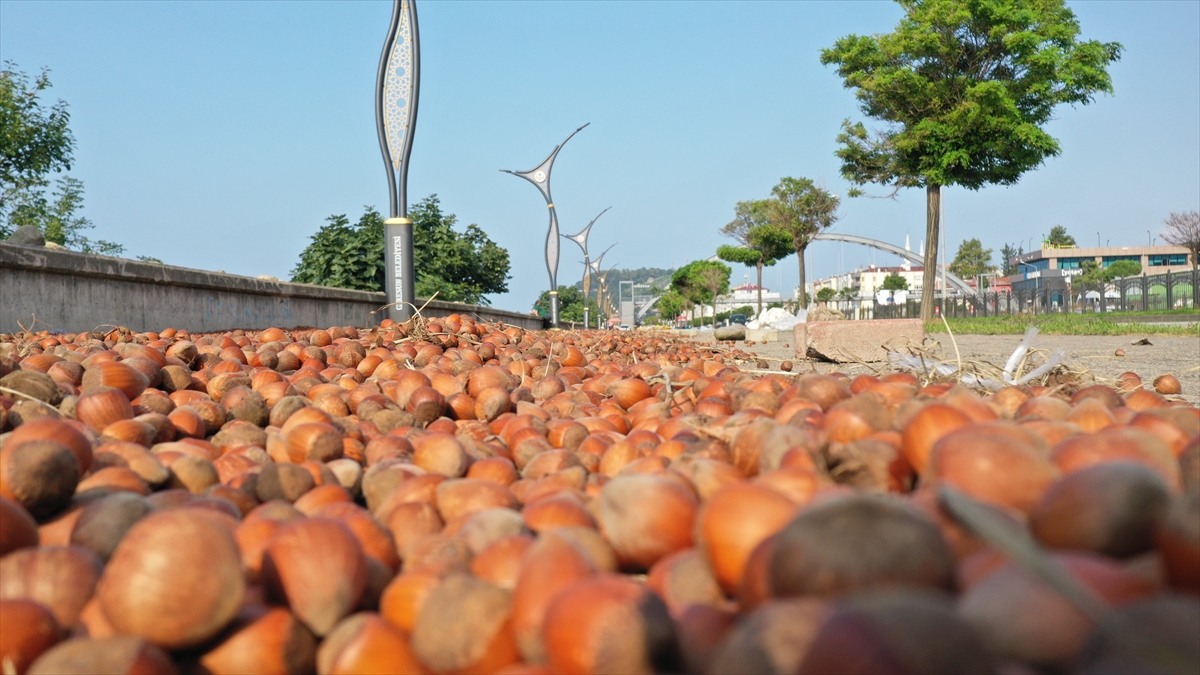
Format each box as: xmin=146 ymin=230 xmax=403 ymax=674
xmin=756 ymin=360 xmax=769 ymax=370
xmin=8 ymin=225 xmax=46 ymax=247
xmin=1114 ymin=349 xmax=1126 ymax=357
xmin=714 ymin=325 xmax=747 ymax=341
xmin=781 ymin=361 xmax=794 ymax=372
xmin=807 ymin=306 xmax=846 ymax=322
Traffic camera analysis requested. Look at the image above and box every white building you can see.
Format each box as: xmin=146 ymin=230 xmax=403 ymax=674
xmin=804 ymin=261 xmax=944 ymax=301
xmin=717 ymin=278 xmax=783 ymax=313
xmin=687 ymin=277 xmax=783 ymax=319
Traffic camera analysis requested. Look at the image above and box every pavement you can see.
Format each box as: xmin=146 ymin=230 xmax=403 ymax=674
xmin=720 ymin=331 xmax=1200 ymax=405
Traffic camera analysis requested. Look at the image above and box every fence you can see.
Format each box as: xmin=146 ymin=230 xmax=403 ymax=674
xmin=829 ymin=268 xmax=1198 ymax=320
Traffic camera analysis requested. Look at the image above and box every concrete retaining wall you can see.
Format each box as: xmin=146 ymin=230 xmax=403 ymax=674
xmin=0 ymin=242 xmax=543 ymax=333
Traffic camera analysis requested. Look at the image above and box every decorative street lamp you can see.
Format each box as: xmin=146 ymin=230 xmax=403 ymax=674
xmin=594 ymin=263 xmax=617 ymax=329
xmin=376 ymin=0 xmax=421 ymax=323
xmin=587 ymin=246 xmax=615 ymax=329
xmin=563 ymin=207 xmax=610 ymax=329
xmin=502 ymin=123 xmax=589 ymax=327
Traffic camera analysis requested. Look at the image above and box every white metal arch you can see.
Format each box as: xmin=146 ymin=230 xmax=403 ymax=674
xmin=704 ymin=234 xmax=977 ymax=296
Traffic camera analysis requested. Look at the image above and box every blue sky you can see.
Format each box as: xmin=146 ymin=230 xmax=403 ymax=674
xmin=3 ymin=1 xmax=1197 ymax=311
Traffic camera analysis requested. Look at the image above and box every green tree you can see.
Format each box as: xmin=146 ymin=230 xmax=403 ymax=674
xmin=1102 ymin=260 xmax=1141 ymax=280
xmin=1 ymin=63 xmax=73 ymax=233
xmin=882 ymin=273 xmax=909 ymax=291
xmin=1000 ymin=242 xmax=1023 ymax=276
xmin=291 ymin=210 xmax=381 ymax=291
xmin=1047 ymin=225 xmax=1076 ymax=248
xmin=655 ymin=289 xmax=686 ymax=325
xmin=292 ymin=195 xmax=511 ymax=305
xmin=4 ymin=175 xmax=123 ymax=254
xmin=838 ymin=286 xmax=860 ymax=301
xmin=767 ymin=177 xmax=840 ymax=307
xmin=816 ymin=287 xmax=837 ymax=303
xmin=671 ymin=260 xmax=731 ymax=327
xmin=821 ymin=0 xmax=1121 ymax=320
xmin=949 ymin=238 xmax=994 ymax=280
xmin=533 ymin=285 xmax=596 ymax=324
xmin=410 ymin=196 xmax=511 ymax=305
xmin=1 ymin=64 xmax=123 ymax=253
xmin=717 ymin=199 xmax=793 ymax=317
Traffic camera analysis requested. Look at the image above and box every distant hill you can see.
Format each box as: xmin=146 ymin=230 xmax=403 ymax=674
xmin=571 ymin=267 xmax=673 ymax=294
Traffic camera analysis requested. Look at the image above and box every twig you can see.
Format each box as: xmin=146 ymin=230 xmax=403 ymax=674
xmin=0 ymin=386 xmax=62 ymax=414
xmin=940 ymin=313 xmax=962 ymax=375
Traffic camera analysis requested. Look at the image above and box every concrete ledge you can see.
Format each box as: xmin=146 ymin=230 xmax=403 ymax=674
xmin=746 ymin=328 xmax=781 ymax=343
xmin=0 ymin=242 xmax=543 ymax=333
xmin=795 ymin=319 xmax=925 ymax=362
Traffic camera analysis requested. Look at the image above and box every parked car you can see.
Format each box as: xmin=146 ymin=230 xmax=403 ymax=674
xmin=618 ymin=324 xmax=630 ymax=331
xmin=729 ymin=314 xmax=747 ymax=325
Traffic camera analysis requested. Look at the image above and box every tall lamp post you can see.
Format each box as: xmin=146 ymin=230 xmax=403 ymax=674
xmin=376 ymin=0 xmax=421 ymax=323
xmin=502 ymin=123 xmax=589 ymax=328
xmin=594 ymin=264 xmax=616 ymax=329
xmin=587 ymin=248 xmax=614 ymax=329
xmin=563 ymin=207 xmax=610 ymax=329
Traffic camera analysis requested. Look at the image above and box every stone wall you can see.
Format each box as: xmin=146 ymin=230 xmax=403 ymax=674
xmin=0 ymin=242 xmax=543 ymax=333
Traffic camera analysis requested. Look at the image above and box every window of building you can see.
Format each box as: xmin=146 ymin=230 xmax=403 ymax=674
xmin=1055 ymin=257 xmax=1091 ymax=270
xmin=1148 ymin=253 xmax=1188 ymax=266
xmin=1102 ymin=255 xmax=1141 ymax=268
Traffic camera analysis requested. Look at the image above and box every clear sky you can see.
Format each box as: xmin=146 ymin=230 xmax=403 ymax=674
xmin=3 ymin=1 xmax=1197 ymax=312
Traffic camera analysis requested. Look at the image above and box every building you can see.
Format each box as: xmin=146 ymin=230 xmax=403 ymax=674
xmin=804 ymin=262 xmax=945 ymax=302
xmin=1007 ymin=244 xmax=1194 ymax=309
xmin=699 ymin=278 xmax=783 ymax=316
xmin=1009 ymin=244 xmax=1191 ymax=275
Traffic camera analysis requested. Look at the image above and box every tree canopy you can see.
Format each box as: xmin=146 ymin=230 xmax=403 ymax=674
xmin=1103 ymin=260 xmax=1141 ymax=279
xmin=949 ymin=238 xmax=994 ymax=280
xmin=882 ymin=273 xmax=910 ymax=291
xmin=1162 ymin=210 xmax=1200 ymax=271
xmin=1 ymin=63 xmax=123 ymax=253
xmin=1000 ymin=242 xmax=1023 ymax=276
xmin=1 ymin=64 xmax=73 ymax=198
xmin=821 ymin=0 xmax=1121 ymax=319
xmin=655 ymin=289 xmax=687 ymax=325
xmin=718 ymin=198 xmax=793 ymax=316
xmin=1047 ymin=225 xmax=1076 ymax=248
xmin=292 ymin=195 xmax=511 ymax=306
xmin=671 ymin=260 xmax=731 ymax=326
xmin=767 ymin=177 xmax=840 ymax=307
xmin=533 ymin=285 xmax=596 ymax=324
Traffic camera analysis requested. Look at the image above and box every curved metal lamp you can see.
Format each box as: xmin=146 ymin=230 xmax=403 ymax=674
xmin=501 ymin=123 xmax=589 ymax=327
xmin=563 ymin=207 xmax=610 ymax=329
xmin=376 ymin=0 xmax=420 ymax=322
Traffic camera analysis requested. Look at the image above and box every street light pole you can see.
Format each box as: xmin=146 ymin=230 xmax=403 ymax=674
xmin=563 ymin=207 xmax=610 ymax=330
xmin=502 ymin=124 xmax=590 ymax=328
xmin=588 ymin=248 xmax=615 ymax=329
xmin=376 ymin=0 xmax=420 ymax=323
xmin=1018 ymin=259 xmax=1041 ymax=314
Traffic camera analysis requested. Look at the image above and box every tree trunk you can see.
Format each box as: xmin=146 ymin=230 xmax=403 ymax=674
xmin=756 ymin=261 xmax=764 ymax=317
xmin=921 ymin=184 xmax=942 ymax=321
xmin=797 ymin=245 xmax=808 ymax=308
xmin=1192 ymin=253 xmax=1198 ymax=310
